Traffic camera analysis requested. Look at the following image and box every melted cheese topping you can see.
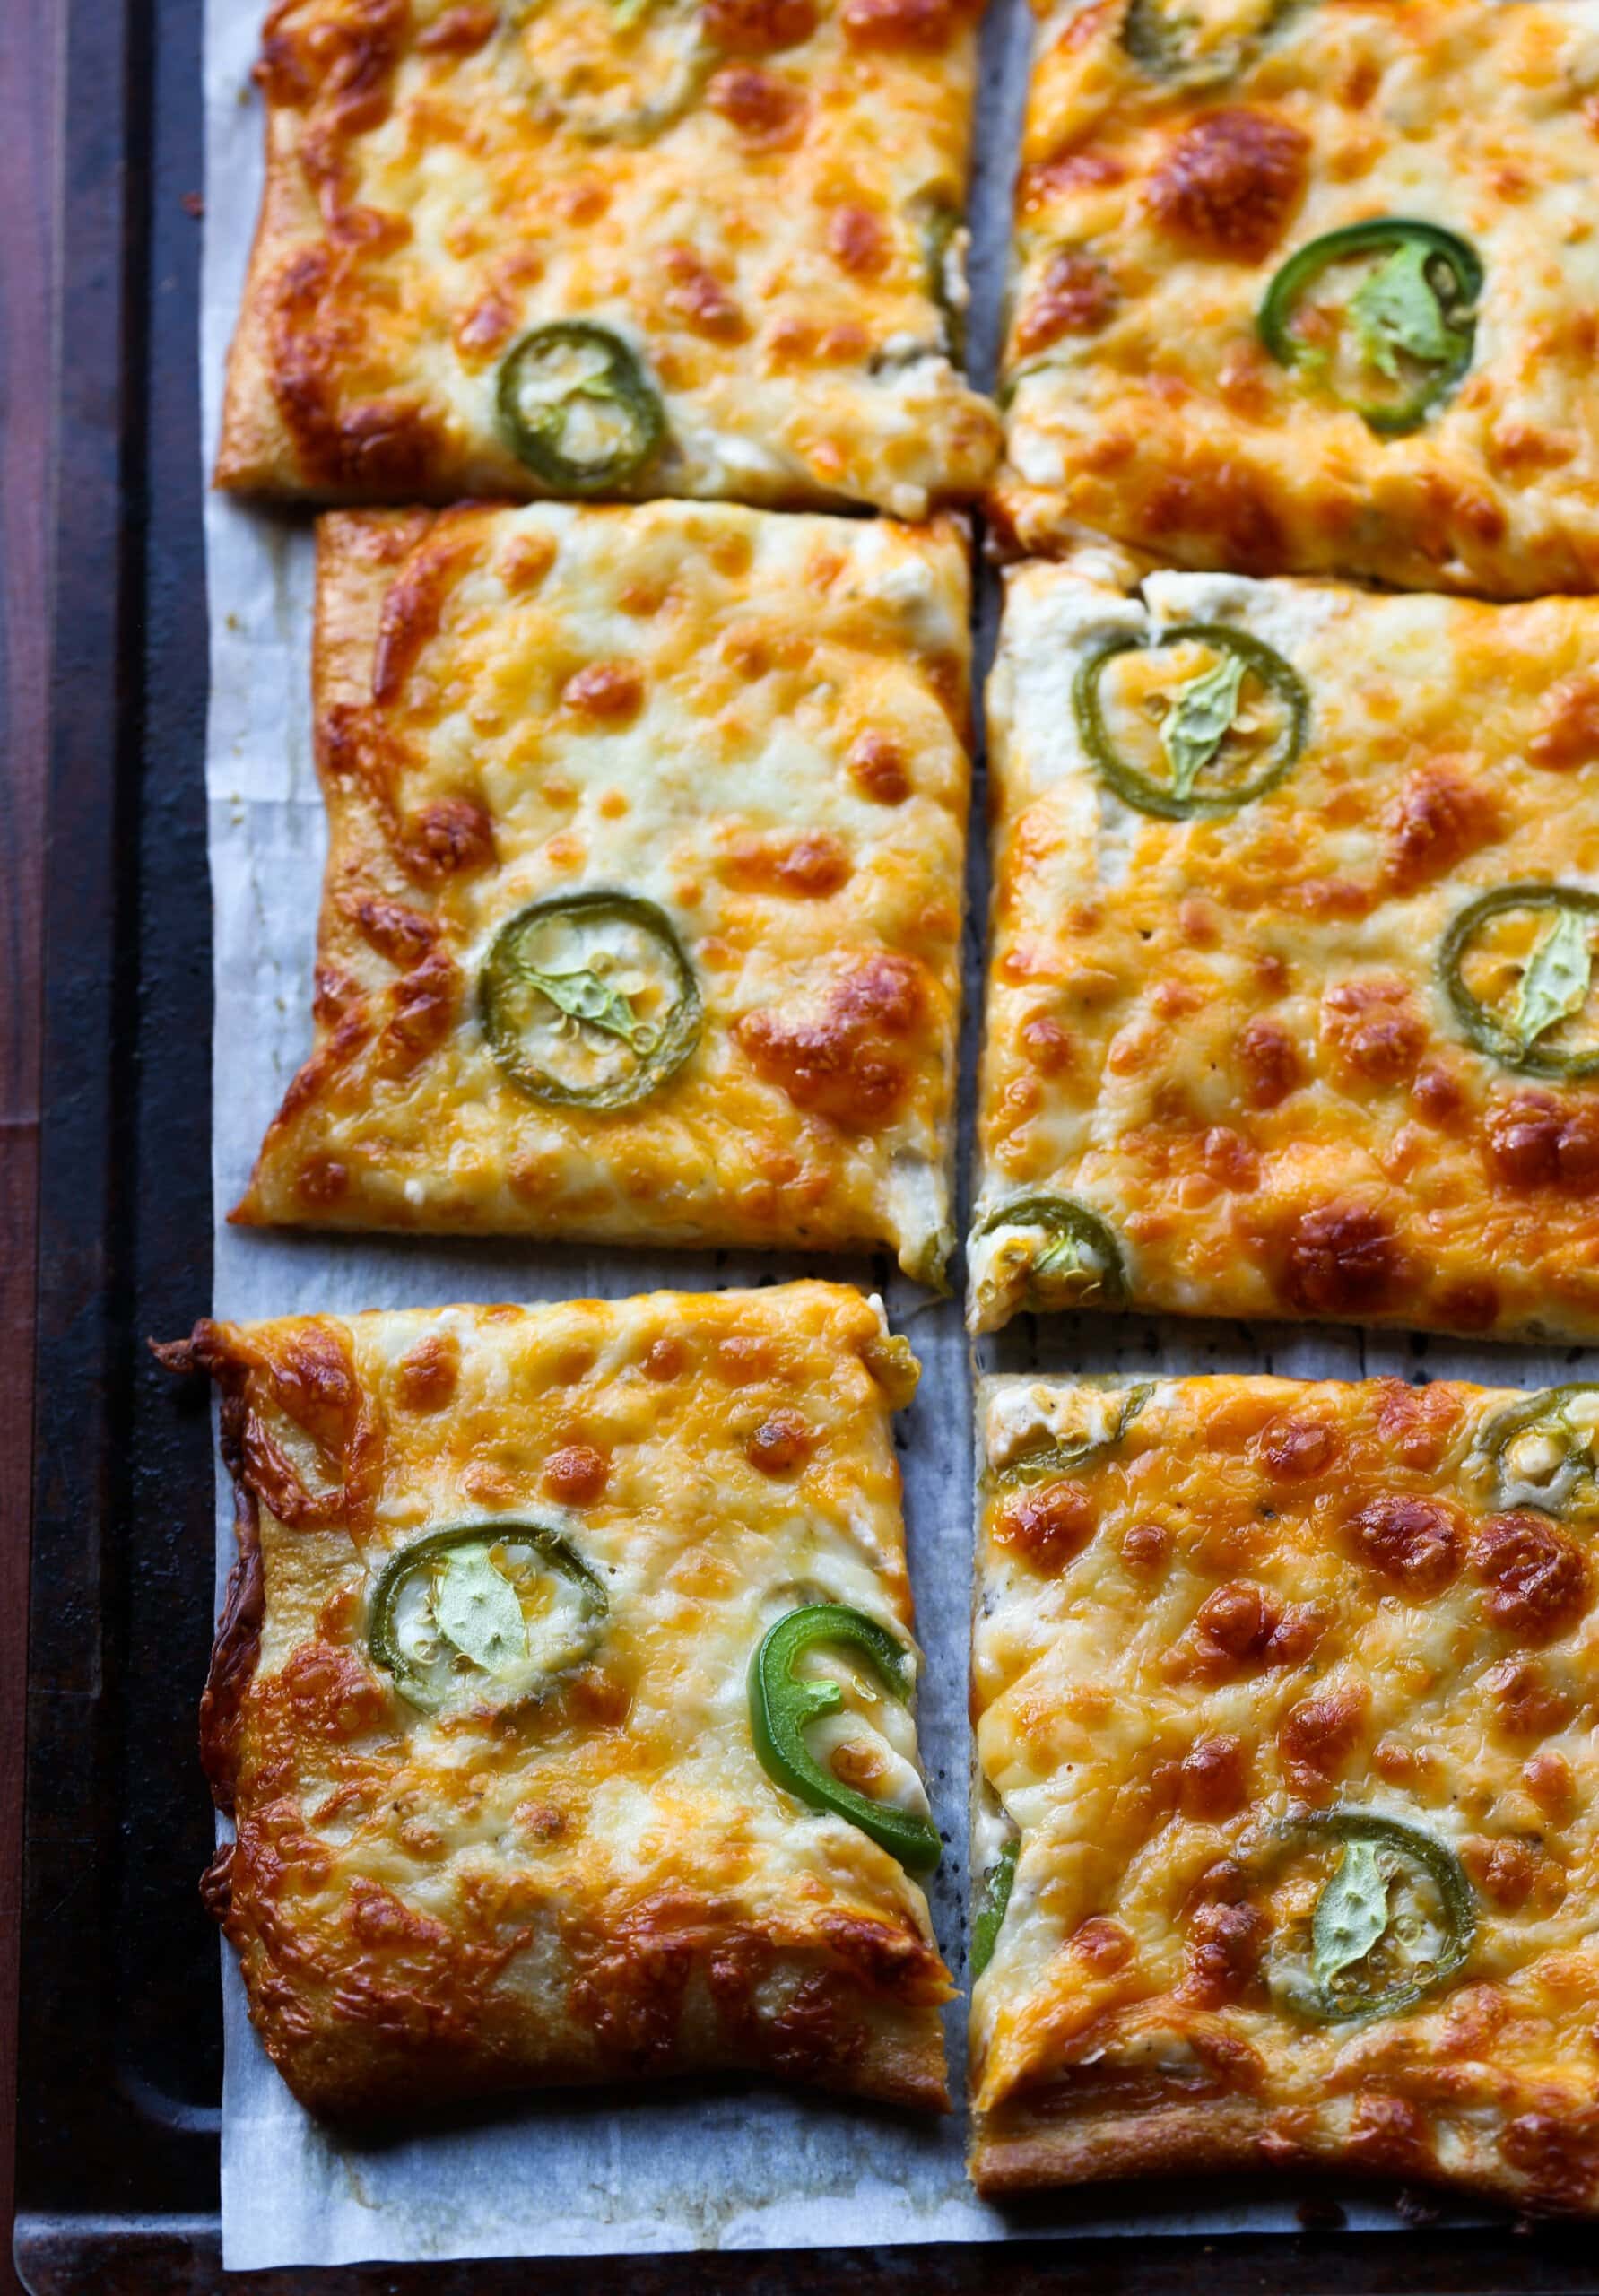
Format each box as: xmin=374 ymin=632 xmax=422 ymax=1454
xmin=218 ymin=0 xmax=1001 ymax=517
xmin=972 ymin=1372 xmax=1599 ymax=2210
xmin=995 ymin=0 xmax=1599 ymax=596
xmin=196 ymin=1283 xmax=951 ymax=2116
xmin=972 ymin=559 xmax=1599 ymax=1339
xmin=236 ymin=501 xmax=971 ymax=1281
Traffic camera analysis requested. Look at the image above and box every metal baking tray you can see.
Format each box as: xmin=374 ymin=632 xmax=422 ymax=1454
xmin=14 ymin=0 xmax=1599 ymax=2283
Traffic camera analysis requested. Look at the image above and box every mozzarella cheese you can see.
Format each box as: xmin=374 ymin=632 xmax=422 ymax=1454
xmin=995 ymin=0 xmax=1599 ymax=596
xmin=218 ymin=0 xmax=1000 ymax=517
xmin=235 ymin=500 xmax=972 ymax=1282
xmin=972 ymin=1371 xmax=1599 ymax=2212
xmin=972 ymin=558 xmax=1599 ymax=1339
xmin=171 ymin=1283 xmax=951 ymax=2117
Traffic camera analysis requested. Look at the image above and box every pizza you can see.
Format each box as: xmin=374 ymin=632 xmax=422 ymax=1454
xmin=156 ymin=1282 xmax=951 ymax=2118
xmin=993 ymin=0 xmax=1599 ymax=597
xmin=970 ymin=558 xmax=1599 ymax=1340
xmin=215 ymin=0 xmax=1000 ymax=518
xmin=971 ymin=1370 xmax=1599 ymax=2212
xmin=232 ymin=500 xmax=971 ymax=1284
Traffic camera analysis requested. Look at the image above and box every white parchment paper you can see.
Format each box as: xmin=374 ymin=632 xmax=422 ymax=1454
xmin=201 ymin=0 xmax=1579 ymax=2264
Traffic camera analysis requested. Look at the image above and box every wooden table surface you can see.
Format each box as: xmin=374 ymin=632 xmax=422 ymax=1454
xmin=2 ymin=0 xmax=58 ymax=2284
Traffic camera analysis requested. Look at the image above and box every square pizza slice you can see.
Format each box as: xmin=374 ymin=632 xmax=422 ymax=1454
xmin=157 ymin=1282 xmax=950 ymax=2118
xmin=970 ymin=558 xmax=1599 ymax=1340
xmin=971 ymin=1370 xmax=1599 ymax=2212
xmin=234 ymin=501 xmax=971 ymax=1283
xmin=216 ymin=0 xmax=1000 ymax=517
xmin=993 ymin=0 xmax=1599 ymax=597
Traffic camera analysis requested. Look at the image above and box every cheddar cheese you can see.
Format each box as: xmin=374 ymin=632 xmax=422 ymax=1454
xmin=217 ymin=0 xmax=1000 ymax=517
xmin=994 ymin=0 xmax=1599 ymax=597
xmin=163 ymin=1283 xmax=951 ymax=2118
xmin=972 ymin=1371 xmax=1599 ymax=2212
xmin=234 ymin=501 xmax=971 ymax=1283
xmin=971 ymin=560 xmax=1599 ymax=1340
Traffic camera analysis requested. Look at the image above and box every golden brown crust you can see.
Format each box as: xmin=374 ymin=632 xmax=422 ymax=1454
xmin=969 ymin=1372 xmax=1599 ymax=2216
xmin=235 ymin=500 xmax=970 ymax=1281
xmin=168 ymin=1285 xmax=951 ymax=2119
xmin=216 ymin=0 xmax=999 ymax=514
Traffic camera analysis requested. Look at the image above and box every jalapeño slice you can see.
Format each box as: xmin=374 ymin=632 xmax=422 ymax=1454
xmin=749 ymin=1604 xmax=943 ymax=1873
xmin=970 ymin=1838 xmax=1019 ymax=1978
xmin=1440 ymin=884 xmax=1599 ymax=1079
xmin=368 ymin=1520 xmax=607 ymax=1715
xmin=498 ymin=323 xmax=666 ymax=493
xmin=481 ymin=889 xmax=702 ymax=1109
xmin=988 ymin=1381 xmax=1153 ymax=1489
xmin=1259 ymin=220 xmax=1482 ymax=435
xmin=1121 ymin=0 xmax=1296 ymax=83
xmin=972 ymin=1192 xmax=1130 ymax=1313
xmin=1261 ymin=1809 xmax=1476 ymax=2024
xmin=1475 ymin=1384 xmax=1599 ymax=1520
xmin=916 ymin=194 xmax=967 ymax=367
xmin=1074 ymin=623 xmax=1309 ymax=820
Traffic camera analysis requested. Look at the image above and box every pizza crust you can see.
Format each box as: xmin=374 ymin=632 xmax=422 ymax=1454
xmin=216 ymin=0 xmax=1001 ymax=514
xmin=163 ymin=1284 xmax=951 ymax=2119
xmin=993 ymin=0 xmax=1599 ymax=597
xmin=972 ymin=557 xmax=1599 ymax=1340
xmin=236 ymin=500 xmax=971 ymax=1281
xmin=969 ymin=1372 xmax=1599 ymax=2216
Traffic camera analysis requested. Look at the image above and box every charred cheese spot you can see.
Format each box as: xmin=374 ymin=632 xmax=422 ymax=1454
xmin=704 ymin=64 xmax=807 ymax=145
xmin=1013 ymin=250 xmax=1117 ymax=355
xmin=1276 ymin=1683 xmax=1367 ymax=1793
xmin=735 ymin=953 xmax=928 ymax=1128
xmin=1482 ymin=1091 xmax=1599 ymax=1191
xmin=744 ymin=1408 xmax=814 ymax=1474
xmin=1178 ymin=1733 xmax=1250 ymax=1819
xmin=1374 ymin=1379 xmax=1461 ymax=1471
xmin=561 ymin=661 xmax=645 ymax=720
xmin=660 ymin=248 xmax=749 ymax=342
xmin=1383 ymin=766 xmax=1501 ymax=892
xmin=1273 ymin=1203 xmax=1402 ymax=1319
xmin=847 ymin=732 xmax=911 ymax=804
xmin=400 ymin=796 xmax=496 ymax=881
xmin=1168 ymin=1580 xmax=1321 ymax=1681
xmin=826 ymin=205 xmax=890 ymax=278
xmin=1343 ymin=1494 xmax=1464 ymax=1596
xmin=1320 ymin=976 xmax=1428 ymax=1086
xmin=392 ymin=1332 xmax=460 ymax=1413
xmin=1529 ymin=676 xmax=1599 ymax=772
xmin=543 ymin=1443 xmax=611 ymax=1505
xmin=1236 ymin=1016 xmax=1301 ymax=1109
xmin=351 ymin=896 xmax=437 ymax=968
xmin=1182 ymin=1897 xmax=1264 ymax=2007
xmin=1472 ymin=1511 xmax=1591 ymax=1643
xmin=718 ymin=831 xmax=852 ymax=898
xmin=1484 ymin=1657 xmax=1574 ymax=1741
xmin=1071 ymin=1915 xmax=1132 ymax=1972
xmin=994 ymin=1480 xmax=1098 ymax=1573
xmin=1144 ymin=109 xmax=1308 ymax=262
xmin=1256 ymin=1414 xmax=1340 ymax=1482
xmin=840 ymin=0 xmax=960 ymax=46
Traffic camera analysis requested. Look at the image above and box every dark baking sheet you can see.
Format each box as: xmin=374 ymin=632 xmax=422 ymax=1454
xmin=13 ymin=0 xmax=1599 ymax=2283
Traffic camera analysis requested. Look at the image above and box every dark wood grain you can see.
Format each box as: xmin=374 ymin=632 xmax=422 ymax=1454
xmin=0 ymin=0 xmax=59 ymax=2285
